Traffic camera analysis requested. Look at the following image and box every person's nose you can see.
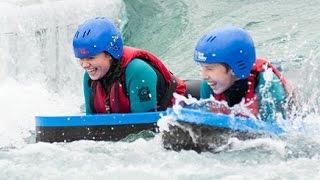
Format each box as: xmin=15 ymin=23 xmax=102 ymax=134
xmin=79 ymin=59 xmax=90 ymax=68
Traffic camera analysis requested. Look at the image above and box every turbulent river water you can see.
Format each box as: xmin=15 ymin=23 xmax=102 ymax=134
xmin=1 ymin=0 xmax=320 ymax=179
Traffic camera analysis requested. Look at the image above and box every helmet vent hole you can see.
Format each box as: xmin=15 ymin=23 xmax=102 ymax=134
xmin=82 ymin=31 xmax=87 ymax=38
xmin=237 ymin=60 xmax=246 ymax=70
xmin=75 ymin=31 xmax=79 ymax=38
xmin=206 ymin=36 xmax=216 ymax=42
xmin=87 ymin=29 xmax=91 ymax=36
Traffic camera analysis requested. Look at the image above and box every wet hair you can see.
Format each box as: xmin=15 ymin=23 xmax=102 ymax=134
xmin=223 ymin=78 xmax=248 ymax=107
xmin=220 ymin=63 xmax=231 ymax=73
xmin=88 ymin=52 xmax=124 ymax=95
xmin=99 ymin=53 xmax=124 ymax=94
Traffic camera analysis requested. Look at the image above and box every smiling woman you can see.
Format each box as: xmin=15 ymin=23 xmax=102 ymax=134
xmin=73 ymin=17 xmax=187 ymax=114
xmin=79 ymin=53 xmax=113 ymax=81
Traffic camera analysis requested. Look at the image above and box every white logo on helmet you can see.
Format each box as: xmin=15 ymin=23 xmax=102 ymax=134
xmin=195 ymin=51 xmax=207 ymax=62
xmin=110 ymin=35 xmax=119 ymax=50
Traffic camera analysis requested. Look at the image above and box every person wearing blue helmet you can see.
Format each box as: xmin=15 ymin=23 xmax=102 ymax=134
xmin=73 ymin=17 xmax=186 ymax=114
xmin=194 ymin=26 xmax=295 ymax=122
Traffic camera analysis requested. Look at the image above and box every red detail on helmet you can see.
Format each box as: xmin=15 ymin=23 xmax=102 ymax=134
xmin=79 ymin=48 xmax=89 ymax=55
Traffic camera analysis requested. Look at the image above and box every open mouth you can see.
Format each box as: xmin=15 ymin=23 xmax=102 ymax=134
xmin=87 ymin=68 xmax=97 ymax=74
xmin=207 ymin=81 xmax=217 ymax=88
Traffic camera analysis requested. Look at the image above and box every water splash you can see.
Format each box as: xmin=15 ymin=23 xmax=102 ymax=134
xmin=0 ymin=0 xmax=126 ymax=156
xmin=0 ymin=0 xmax=126 ymax=95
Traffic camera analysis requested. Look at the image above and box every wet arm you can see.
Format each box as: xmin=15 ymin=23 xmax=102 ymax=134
xmin=83 ymin=72 xmax=93 ymax=114
xmin=125 ymin=59 xmax=158 ymax=112
xmin=200 ymin=80 xmax=214 ymax=99
xmin=257 ymin=71 xmax=287 ymax=122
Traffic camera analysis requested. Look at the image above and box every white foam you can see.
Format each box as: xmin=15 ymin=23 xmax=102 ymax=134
xmin=0 ymin=77 xmax=81 ymax=147
xmin=0 ymin=0 xmax=125 ymax=90
xmin=0 ymin=0 xmax=125 ymax=148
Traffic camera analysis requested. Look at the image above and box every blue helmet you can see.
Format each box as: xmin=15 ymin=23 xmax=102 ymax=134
xmin=73 ymin=17 xmax=123 ymax=60
xmin=194 ymin=26 xmax=256 ymax=79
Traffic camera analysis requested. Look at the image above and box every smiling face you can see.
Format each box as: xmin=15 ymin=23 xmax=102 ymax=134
xmin=200 ymin=63 xmax=238 ymax=94
xmin=79 ymin=52 xmax=113 ymax=80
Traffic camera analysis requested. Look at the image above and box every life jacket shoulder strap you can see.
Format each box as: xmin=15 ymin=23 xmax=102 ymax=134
xmin=253 ymin=58 xmax=292 ymax=94
xmin=120 ymin=46 xmax=186 ymax=110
